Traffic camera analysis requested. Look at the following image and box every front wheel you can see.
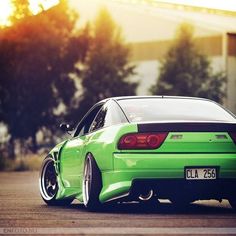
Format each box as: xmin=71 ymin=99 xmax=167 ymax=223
xmin=39 ymin=156 xmax=73 ymax=206
xmin=82 ymin=154 xmax=102 ymax=211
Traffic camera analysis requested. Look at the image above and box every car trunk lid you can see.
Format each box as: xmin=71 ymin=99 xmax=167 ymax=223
xmin=136 ymin=121 xmax=236 ymax=153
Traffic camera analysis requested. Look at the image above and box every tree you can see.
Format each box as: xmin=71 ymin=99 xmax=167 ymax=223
xmin=150 ymin=23 xmax=226 ymax=103
xmin=10 ymin=0 xmax=32 ymax=22
xmin=71 ymin=8 xmax=138 ymax=121
xmin=0 ymin=1 xmax=89 ymax=154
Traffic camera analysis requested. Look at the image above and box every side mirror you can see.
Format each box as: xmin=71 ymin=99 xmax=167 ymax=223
xmin=59 ymin=123 xmax=74 ymax=133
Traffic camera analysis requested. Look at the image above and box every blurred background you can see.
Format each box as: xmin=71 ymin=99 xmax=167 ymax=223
xmin=0 ymin=0 xmax=236 ymax=171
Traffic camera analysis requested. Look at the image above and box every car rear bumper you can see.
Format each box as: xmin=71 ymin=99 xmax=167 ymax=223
xmin=99 ymin=153 xmax=236 ymax=203
xmin=130 ymin=178 xmax=236 ymax=200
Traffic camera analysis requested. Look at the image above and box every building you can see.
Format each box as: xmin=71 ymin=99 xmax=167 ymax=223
xmin=107 ymin=1 xmax=236 ymax=114
xmin=73 ymin=0 xmax=236 ymax=114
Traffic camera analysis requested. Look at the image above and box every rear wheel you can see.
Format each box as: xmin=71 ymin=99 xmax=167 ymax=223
xmin=170 ymin=196 xmax=191 ymax=209
xmin=228 ymin=198 xmax=236 ymax=210
xmin=139 ymin=198 xmax=160 ymax=208
xmin=39 ymin=157 xmax=73 ymax=206
xmin=82 ymin=154 xmax=102 ymax=211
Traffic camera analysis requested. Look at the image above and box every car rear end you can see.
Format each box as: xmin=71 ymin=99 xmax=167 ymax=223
xmin=99 ymin=97 xmax=236 ymax=206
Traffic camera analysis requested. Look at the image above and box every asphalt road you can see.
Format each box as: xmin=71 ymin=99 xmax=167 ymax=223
xmin=0 ymin=171 xmax=236 ymax=235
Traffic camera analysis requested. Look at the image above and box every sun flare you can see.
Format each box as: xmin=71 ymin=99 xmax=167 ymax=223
xmin=29 ymin=0 xmax=60 ymax=15
xmin=1 ymin=0 xmax=235 ymax=28
xmin=0 ymin=0 xmax=60 ymax=27
xmin=0 ymin=0 xmax=14 ymax=27
xmin=155 ymin=0 xmax=236 ymax=12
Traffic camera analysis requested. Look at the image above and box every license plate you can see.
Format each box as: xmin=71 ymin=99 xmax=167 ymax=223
xmin=185 ymin=168 xmax=217 ymax=180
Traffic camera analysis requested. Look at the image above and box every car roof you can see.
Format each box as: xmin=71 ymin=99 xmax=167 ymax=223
xmin=100 ymin=95 xmax=211 ymax=103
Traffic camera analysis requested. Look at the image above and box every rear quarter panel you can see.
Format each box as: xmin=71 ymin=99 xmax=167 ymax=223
xmin=85 ymin=123 xmax=137 ymax=171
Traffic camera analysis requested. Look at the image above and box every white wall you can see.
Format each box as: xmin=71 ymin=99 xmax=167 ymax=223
xmin=227 ymin=56 xmax=236 ymax=115
xmin=132 ymin=60 xmax=160 ymax=95
xmin=133 ymin=56 xmax=226 ymax=96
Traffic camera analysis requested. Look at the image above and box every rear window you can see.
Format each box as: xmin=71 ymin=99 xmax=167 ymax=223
xmin=118 ymin=98 xmax=235 ymax=122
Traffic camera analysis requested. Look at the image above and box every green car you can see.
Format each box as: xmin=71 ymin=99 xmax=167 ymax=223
xmin=39 ymin=96 xmax=236 ymax=210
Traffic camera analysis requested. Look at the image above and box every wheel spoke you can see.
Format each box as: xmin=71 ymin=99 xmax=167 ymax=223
xmin=46 ymin=182 xmax=52 ymax=190
xmin=41 ymin=160 xmax=57 ymax=199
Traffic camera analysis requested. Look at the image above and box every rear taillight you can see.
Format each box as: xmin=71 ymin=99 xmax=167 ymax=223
xmin=229 ymin=132 xmax=236 ymax=144
xmin=118 ymin=133 xmax=168 ymax=150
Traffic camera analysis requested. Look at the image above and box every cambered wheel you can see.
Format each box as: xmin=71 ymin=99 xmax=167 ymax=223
xmin=39 ymin=157 xmax=73 ymax=206
xmin=83 ymin=154 xmax=102 ymax=211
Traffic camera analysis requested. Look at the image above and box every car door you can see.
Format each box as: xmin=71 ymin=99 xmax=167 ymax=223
xmin=59 ymin=104 xmax=103 ymax=188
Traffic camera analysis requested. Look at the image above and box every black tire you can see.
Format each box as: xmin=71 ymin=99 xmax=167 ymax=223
xmin=170 ymin=197 xmax=191 ymax=209
xmin=228 ymin=198 xmax=236 ymax=210
xmin=82 ymin=153 xmax=102 ymax=211
xmin=139 ymin=197 xmax=160 ymax=208
xmin=39 ymin=156 xmax=73 ymax=206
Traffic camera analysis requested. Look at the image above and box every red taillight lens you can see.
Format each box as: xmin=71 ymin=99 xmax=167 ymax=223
xmin=118 ymin=133 xmax=168 ymax=149
xmin=229 ymin=132 xmax=236 ymax=144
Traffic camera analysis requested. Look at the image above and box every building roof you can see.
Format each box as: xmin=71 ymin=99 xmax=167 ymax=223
xmin=107 ymin=1 xmax=236 ymax=42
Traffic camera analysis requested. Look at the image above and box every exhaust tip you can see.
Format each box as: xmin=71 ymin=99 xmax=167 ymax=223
xmin=139 ymin=190 xmax=154 ymax=201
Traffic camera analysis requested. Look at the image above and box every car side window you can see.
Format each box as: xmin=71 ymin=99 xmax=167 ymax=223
xmin=73 ymin=105 xmax=102 ymax=137
xmin=90 ymin=106 xmax=107 ymax=132
xmin=89 ymin=101 xmax=128 ymax=132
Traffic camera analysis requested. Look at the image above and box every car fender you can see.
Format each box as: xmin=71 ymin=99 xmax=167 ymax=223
xmin=83 ymin=123 xmax=137 ymax=172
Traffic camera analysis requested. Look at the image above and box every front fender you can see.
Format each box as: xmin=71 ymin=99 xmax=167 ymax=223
xmin=47 ymin=140 xmax=74 ymax=200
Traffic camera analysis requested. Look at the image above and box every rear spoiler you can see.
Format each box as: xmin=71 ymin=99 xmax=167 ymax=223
xmin=138 ymin=122 xmax=236 ymax=132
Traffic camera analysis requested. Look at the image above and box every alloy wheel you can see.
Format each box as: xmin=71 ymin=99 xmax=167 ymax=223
xmin=83 ymin=157 xmax=92 ymax=205
xmin=40 ymin=159 xmax=58 ymax=201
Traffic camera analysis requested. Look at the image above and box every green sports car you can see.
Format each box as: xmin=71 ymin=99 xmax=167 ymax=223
xmin=39 ymin=96 xmax=236 ymax=210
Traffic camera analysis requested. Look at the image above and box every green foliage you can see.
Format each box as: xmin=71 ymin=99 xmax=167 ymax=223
xmin=0 ymin=4 xmax=137 ymax=155
xmin=0 ymin=154 xmax=42 ymax=171
xmin=71 ymin=8 xmax=138 ymax=121
xmin=10 ymin=0 xmax=32 ymax=22
xmin=0 ymin=2 xmax=89 ymax=152
xmin=150 ymin=23 xmax=226 ymax=103
xmin=13 ymin=159 xmax=30 ymax=171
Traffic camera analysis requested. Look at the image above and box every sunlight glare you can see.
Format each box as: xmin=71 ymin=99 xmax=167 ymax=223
xmin=29 ymin=0 xmax=60 ymax=15
xmin=154 ymin=0 xmax=236 ymax=12
xmin=0 ymin=0 xmax=60 ymax=27
xmin=0 ymin=0 xmax=14 ymax=27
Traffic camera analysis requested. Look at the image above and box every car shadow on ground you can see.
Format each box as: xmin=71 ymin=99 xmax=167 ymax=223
xmin=44 ymin=200 xmax=235 ymax=215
